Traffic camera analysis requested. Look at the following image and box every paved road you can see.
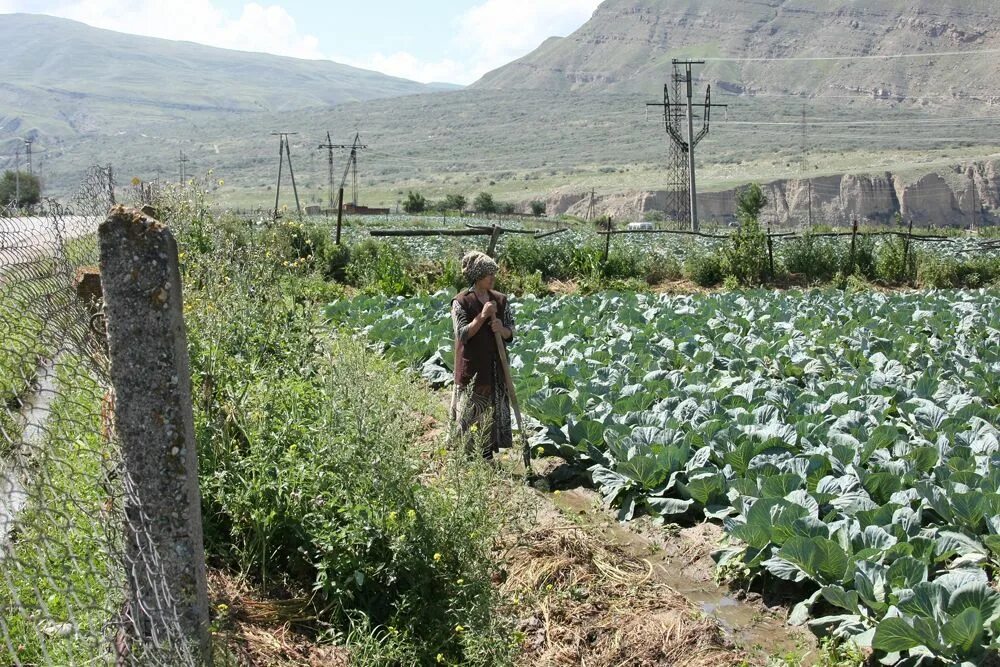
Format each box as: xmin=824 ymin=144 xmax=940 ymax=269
xmin=0 ymin=216 xmax=101 ymax=272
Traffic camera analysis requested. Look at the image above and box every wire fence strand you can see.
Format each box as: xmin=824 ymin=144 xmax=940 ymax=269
xmin=0 ymin=168 xmax=199 ymax=666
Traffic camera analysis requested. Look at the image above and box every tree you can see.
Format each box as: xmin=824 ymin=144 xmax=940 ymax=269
xmin=530 ymin=200 xmax=546 ymax=217
xmin=0 ymin=171 xmax=41 ymax=208
xmin=403 ymin=190 xmax=426 ymax=214
xmin=473 ymin=192 xmax=496 ymax=215
xmin=444 ymin=194 xmax=467 ymax=212
xmin=498 ymin=202 xmax=516 ymax=216
xmin=723 ymin=183 xmax=769 ymax=286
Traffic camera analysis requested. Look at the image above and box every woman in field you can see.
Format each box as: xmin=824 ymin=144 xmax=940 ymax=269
xmin=450 ymin=251 xmax=515 ymax=460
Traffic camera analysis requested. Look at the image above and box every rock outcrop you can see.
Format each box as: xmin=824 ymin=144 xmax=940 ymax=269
xmin=536 ymin=160 xmax=1000 ymax=228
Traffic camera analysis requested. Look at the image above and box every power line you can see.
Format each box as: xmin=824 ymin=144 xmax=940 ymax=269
xmin=717 ymin=117 xmax=1000 ymax=127
xmin=702 ymin=47 xmax=1000 ymax=62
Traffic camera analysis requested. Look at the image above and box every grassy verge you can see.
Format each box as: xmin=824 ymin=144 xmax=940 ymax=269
xmin=0 ymin=355 xmax=120 ymax=664
xmin=165 ymin=196 xmax=522 ymax=664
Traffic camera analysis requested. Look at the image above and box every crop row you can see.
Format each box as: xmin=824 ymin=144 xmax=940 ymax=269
xmin=327 ymin=289 xmax=1000 ymax=665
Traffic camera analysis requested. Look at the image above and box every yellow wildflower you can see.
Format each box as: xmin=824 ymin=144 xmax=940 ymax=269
xmin=454 ymin=625 xmax=465 ymax=634
xmin=433 ymin=553 xmax=442 ymax=562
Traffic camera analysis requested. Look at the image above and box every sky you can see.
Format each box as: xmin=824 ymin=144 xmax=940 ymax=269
xmin=0 ymin=0 xmax=603 ymax=84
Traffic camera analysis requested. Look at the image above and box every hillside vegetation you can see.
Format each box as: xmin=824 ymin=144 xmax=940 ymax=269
xmin=0 ymin=14 xmax=455 ymax=142
xmin=476 ymin=0 xmax=1000 ymax=100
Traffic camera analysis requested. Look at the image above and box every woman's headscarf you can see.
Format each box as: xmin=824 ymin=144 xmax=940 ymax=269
xmin=461 ymin=250 xmax=498 ymax=285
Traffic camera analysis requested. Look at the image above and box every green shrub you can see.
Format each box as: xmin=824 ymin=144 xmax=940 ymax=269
xmin=642 ymin=253 xmax=683 ymax=285
xmin=346 ymin=240 xmax=412 ymax=295
xmin=173 ymin=211 xmax=517 ymax=665
xmin=918 ymin=255 xmax=958 ymax=289
xmin=602 ymin=247 xmax=646 ymax=281
xmin=685 ymin=253 xmax=724 ymax=287
xmin=783 ymin=233 xmax=842 ymax=283
xmin=851 ymin=234 xmax=878 ymax=279
xmin=918 ymin=254 xmax=999 ymax=289
xmin=403 ymin=191 xmax=426 ymax=214
xmin=875 ymin=235 xmax=917 ymax=284
xmin=0 ymin=170 xmax=41 ymax=208
xmin=473 ymin=192 xmax=496 ymax=215
xmin=321 ymin=242 xmax=352 ymax=282
xmin=722 ymin=184 xmax=769 ymax=286
xmin=497 ymin=269 xmax=546 ymax=297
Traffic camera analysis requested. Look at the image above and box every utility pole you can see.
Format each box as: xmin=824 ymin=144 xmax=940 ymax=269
xmin=318 ymin=132 xmax=337 ymax=211
xmin=23 ymin=139 xmax=33 ymax=176
xmin=178 ymin=150 xmax=189 ymax=185
xmin=647 ymin=60 xmax=727 ymax=232
xmin=271 ymin=132 xmax=303 ymax=220
xmin=970 ymin=171 xmax=978 ymax=233
xmin=14 ymin=146 xmax=20 ymax=206
xmin=802 ymin=105 xmax=813 ymax=229
xmin=319 ymin=133 xmax=368 ymax=212
xmin=808 ymin=180 xmax=813 ymax=228
xmin=107 ymin=164 xmax=115 ymax=206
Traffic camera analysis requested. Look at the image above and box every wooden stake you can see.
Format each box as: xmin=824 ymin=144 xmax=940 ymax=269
xmin=493 ymin=326 xmax=531 ymax=473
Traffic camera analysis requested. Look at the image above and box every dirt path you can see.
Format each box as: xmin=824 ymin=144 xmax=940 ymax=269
xmin=495 ymin=446 xmax=819 ymax=666
xmin=209 ymin=387 xmax=819 ymax=666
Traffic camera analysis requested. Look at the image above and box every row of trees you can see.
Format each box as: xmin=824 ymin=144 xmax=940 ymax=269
xmin=403 ymin=191 xmax=546 ymax=217
xmin=1 ymin=171 xmax=42 ymax=209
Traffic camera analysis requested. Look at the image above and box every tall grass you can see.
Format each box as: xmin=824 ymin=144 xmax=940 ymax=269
xmin=166 ymin=200 xmax=520 ymax=665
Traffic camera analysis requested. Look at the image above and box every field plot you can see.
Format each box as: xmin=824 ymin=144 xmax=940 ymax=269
xmin=329 ymin=289 xmax=1000 ymax=664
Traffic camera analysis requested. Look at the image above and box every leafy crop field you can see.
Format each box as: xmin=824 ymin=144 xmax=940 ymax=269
xmin=328 ymin=288 xmax=1000 ymax=664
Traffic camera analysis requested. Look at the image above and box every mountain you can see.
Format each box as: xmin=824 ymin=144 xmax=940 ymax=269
xmin=474 ymin=0 xmax=1000 ymax=102
xmin=0 ymin=13 xmax=457 ymax=140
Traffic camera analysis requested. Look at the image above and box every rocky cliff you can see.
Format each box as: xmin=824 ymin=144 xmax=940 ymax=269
xmin=475 ymin=0 xmax=1000 ymax=104
xmin=539 ymin=160 xmax=1000 ymax=228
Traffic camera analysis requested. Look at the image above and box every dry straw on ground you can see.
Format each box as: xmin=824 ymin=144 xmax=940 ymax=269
xmin=502 ymin=524 xmax=748 ymax=667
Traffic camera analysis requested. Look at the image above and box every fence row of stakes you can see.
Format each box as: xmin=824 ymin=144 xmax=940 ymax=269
xmin=366 ymin=218 xmax=1000 ymax=268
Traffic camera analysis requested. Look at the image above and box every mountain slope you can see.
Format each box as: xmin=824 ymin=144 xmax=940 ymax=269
xmin=473 ymin=0 xmax=1000 ymax=101
xmin=0 ymin=13 xmax=456 ymax=139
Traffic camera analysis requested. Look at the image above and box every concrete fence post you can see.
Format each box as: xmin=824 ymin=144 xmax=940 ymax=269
xmin=98 ymin=206 xmax=210 ymax=662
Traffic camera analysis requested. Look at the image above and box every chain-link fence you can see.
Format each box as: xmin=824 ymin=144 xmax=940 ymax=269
xmin=0 ymin=168 xmax=203 ymax=665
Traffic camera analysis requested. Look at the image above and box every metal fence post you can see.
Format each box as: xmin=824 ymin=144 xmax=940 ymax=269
xmin=98 ymin=206 xmax=210 ymax=662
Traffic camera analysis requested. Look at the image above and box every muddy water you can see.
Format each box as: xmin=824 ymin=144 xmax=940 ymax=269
xmin=0 ymin=361 xmax=58 ymax=559
xmin=549 ymin=487 xmax=816 ymax=664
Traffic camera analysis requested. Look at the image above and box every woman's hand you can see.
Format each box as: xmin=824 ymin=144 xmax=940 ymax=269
xmin=482 ymin=302 xmax=497 ymax=319
xmin=489 ymin=318 xmax=503 ymax=333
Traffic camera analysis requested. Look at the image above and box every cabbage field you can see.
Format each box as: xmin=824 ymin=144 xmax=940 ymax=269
xmin=327 ymin=289 xmax=1000 ymax=665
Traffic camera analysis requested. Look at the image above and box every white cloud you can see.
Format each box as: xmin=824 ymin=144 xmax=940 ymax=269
xmin=456 ymin=0 xmax=601 ymax=78
xmin=5 ymin=0 xmax=601 ymax=84
xmin=356 ymin=52 xmax=469 ymax=85
xmin=45 ymin=0 xmax=325 ymax=59
xmin=345 ymin=0 xmax=601 ymax=85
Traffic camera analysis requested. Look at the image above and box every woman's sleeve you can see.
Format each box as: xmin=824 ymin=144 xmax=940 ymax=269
xmin=502 ymin=299 xmax=515 ymax=343
xmin=452 ymin=301 xmax=473 ymax=343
